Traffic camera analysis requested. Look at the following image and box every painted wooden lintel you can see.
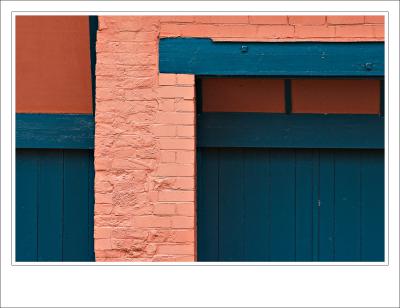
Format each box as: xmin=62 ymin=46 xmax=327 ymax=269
xmin=197 ymin=113 xmax=384 ymax=149
xmin=16 ymin=114 xmax=94 ymax=149
xmin=159 ymin=38 xmax=384 ymax=76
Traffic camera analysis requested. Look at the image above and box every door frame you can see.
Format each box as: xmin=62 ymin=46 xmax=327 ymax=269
xmin=159 ymin=38 xmax=385 ymax=261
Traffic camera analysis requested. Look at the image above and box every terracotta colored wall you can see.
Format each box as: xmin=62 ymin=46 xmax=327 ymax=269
xmin=94 ymin=16 xmax=384 ymax=262
xmin=292 ymin=79 xmax=381 ymax=114
xmin=16 ymin=16 xmax=93 ymax=114
xmin=201 ymin=78 xmax=381 ymax=114
xmin=202 ymin=78 xmax=285 ymax=113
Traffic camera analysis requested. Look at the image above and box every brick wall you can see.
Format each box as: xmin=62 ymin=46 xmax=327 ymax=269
xmin=94 ymin=15 xmax=384 ymax=261
xmin=160 ymin=15 xmax=384 ymax=41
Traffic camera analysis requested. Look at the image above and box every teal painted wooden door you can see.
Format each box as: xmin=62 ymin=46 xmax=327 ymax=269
xmin=197 ymin=148 xmax=384 ymax=261
xmin=16 ymin=149 xmax=95 ymax=261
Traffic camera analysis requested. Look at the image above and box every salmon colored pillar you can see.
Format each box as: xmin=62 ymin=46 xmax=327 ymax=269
xmin=94 ymin=17 xmax=196 ymax=261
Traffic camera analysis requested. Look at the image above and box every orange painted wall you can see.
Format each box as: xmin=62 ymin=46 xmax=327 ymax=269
xmin=292 ymin=79 xmax=381 ymax=114
xmin=200 ymin=78 xmax=381 ymax=114
xmin=202 ymin=78 xmax=285 ymax=113
xmin=16 ymin=16 xmax=93 ymax=114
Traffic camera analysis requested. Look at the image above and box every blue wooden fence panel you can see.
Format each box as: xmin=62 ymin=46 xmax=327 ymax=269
xmin=16 ymin=149 xmax=95 ymax=262
xmin=197 ymin=148 xmax=384 ymax=262
xmin=159 ymin=38 xmax=384 ymax=76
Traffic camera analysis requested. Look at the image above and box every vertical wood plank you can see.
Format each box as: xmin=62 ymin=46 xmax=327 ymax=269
xmin=218 ymin=148 xmax=244 ymax=261
xmin=63 ymin=150 xmax=92 ymax=261
xmin=318 ymin=150 xmax=335 ymax=261
xmin=87 ymin=150 xmax=95 ymax=261
xmin=243 ymin=149 xmax=269 ymax=261
xmin=334 ymin=150 xmax=362 ymax=261
xmin=197 ymin=148 xmax=219 ymax=261
xmin=37 ymin=150 xmax=63 ymax=261
xmin=312 ymin=150 xmax=320 ymax=260
xmin=360 ymin=150 xmax=384 ymax=261
xmin=269 ymin=149 xmax=296 ymax=261
xmin=294 ymin=149 xmax=314 ymax=261
xmin=16 ymin=150 xmax=39 ymax=261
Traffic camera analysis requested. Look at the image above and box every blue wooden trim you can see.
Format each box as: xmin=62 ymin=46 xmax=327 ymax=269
xmin=284 ymin=79 xmax=292 ymax=114
xmin=380 ymin=79 xmax=385 ymax=115
xmin=159 ymin=38 xmax=384 ymax=76
xmin=197 ymin=113 xmax=383 ymax=149
xmin=195 ymin=76 xmax=203 ymax=115
xmin=89 ymin=16 xmax=98 ymax=114
xmin=16 ymin=114 xmax=94 ymax=149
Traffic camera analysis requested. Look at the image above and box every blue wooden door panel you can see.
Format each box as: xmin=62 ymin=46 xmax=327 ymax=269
xmin=218 ymin=149 xmax=245 ymax=261
xmin=87 ymin=152 xmax=95 ymax=261
xmin=243 ymin=149 xmax=270 ymax=261
xmin=333 ymin=150 xmax=362 ymax=261
xmin=37 ymin=151 xmax=64 ymax=261
xmin=294 ymin=150 xmax=314 ymax=261
xmin=269 ymin=150 xmax=296 ymax=261
xmin=16 ymin=149 xmax=94 ymax=262
xmin=16 ymin=150 xmax=39 ymax=261
xmin=360 ymin=151 xmax=384 ymax=261
xmin=63 ymin=150 xmax=93 ymax=261
xmin=318 ymin=150 xmax=335 ymax=261
xmin=196 ymin=149 xmax=219 ymax=261
xmin=197 ymin=148 xmax=384 ymax=262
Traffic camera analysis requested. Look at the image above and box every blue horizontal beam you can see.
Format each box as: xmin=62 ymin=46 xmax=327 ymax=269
xmin=16 ymin=114 xmax=94 ymax=149
xmin=159 ymin=38 xmax=384 ymax=76
xmin=197 ymin=113 xmax=384 ymax=149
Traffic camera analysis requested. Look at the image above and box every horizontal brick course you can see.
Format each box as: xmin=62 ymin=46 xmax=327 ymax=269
xmin=327 ymin=16 xmax=365 ymax=25
xmin=288 ymin=16 xmax=326 ymax=25
xmin=365 ymin=16 xmax=385 ymax=24
xmin=249 ymin=16 xmax=287 ymax=25
xmin=158 ymin=15 xmax=384 ymax=41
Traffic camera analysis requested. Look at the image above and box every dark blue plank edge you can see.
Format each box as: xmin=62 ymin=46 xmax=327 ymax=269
xmin=16 ymin=114 xmax=94 ymax=149
xmin=159 ymin=38 xmax=384 ymax=76
xmin=197 ymin=113 xmax=384 ymax=149
xmin=89 ymin=16 xmax=98 ymax=114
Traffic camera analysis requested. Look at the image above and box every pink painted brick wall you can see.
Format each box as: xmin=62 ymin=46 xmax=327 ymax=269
xmin=94 ymin=15 xmax=384 ymax=262
xmin=159 ymin=15 xmax=384 ymax=41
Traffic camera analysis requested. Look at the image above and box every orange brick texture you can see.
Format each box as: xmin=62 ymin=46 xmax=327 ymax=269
xmin=160 ymin=15 xmax=384 ymax=41
xmin=94 ymin=15 xmax=384 ymax=262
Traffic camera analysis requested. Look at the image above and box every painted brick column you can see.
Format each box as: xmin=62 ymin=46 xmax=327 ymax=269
xmin=94 ymin=16 xmax=196 ymax=261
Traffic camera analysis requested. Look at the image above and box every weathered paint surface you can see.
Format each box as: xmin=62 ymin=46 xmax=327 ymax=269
xmin=16 ymin=16 xmax=93 ymax=114
xmin=159 ymin=15 xmax=384 ymax=42
xmin=197 ymin=148 xmax=384 ymax=261
xmin=159 ymin=39 xmax=384 ymax=76
xmin=16 ymin=149 xmax=95 ymax=261
xmin=95 ymin=17 xmax=195 ymax=261
xmin=16 ymin=114 xmax=94 ymax=149
xmin=94 ymin=16 xmax=384 ymax=261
